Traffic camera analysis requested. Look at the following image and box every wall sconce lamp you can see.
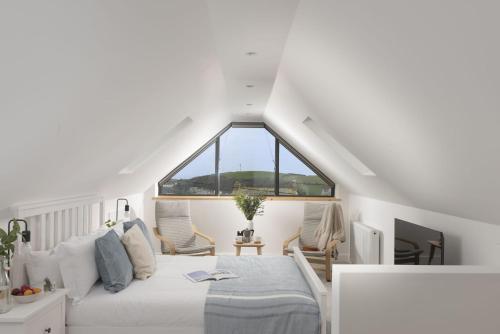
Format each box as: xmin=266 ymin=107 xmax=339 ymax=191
xmin=115 ymin=198 xmax=130 ymax=222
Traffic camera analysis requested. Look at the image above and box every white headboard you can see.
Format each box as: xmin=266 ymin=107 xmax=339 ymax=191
xmin=10 ymin=195 xmax=104 ymax=251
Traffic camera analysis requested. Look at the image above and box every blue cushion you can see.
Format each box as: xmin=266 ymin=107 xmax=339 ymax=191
xmin=95 ymin=230 xmax=133 ymax=293
xmin=124 ymin=218 xmax=155 ymax=254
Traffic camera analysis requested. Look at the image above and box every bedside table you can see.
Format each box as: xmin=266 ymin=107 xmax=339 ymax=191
xmin=233 ymin=242 xmax=266 ymax=256
xmin=0 ymin=289 xmax=68 ymax=334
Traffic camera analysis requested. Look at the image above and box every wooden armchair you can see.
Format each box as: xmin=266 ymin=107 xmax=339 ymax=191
xmin=154 ymin=201 xmax=215 ymax=256
xmin=283 ymin=203 xmax=343 ymax=282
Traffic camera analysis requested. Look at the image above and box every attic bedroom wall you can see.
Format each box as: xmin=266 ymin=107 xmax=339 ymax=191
xmin=274 ymin=0 xmax=500 ymax=224
xmin=263 ymin=0 xmax=500 ymax=265
xmin=141 ymin=185 xmax=350 ymax=257
xmin=350 ymin=195 xmax=500 ymax=265
xmin=264 ymin=59 xmax=500 ymax=266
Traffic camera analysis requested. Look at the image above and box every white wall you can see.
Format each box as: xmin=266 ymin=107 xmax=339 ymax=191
xmin=103 ymin=193 xmax=145 ymax=224
xmin=349 ymin=195 xmax=500 ymax=265
xmin=332 ymin=265 xmax=500 ymax=334
xmin=142 ymin=185 xmax=350 ymax=258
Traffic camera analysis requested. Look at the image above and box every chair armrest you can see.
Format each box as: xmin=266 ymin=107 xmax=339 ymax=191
xmin=325 ymin=239 xmax=341 ymax=260
xmin=283 ymin=227 xmax=302 ymax=251
xmin=326 ymin=239 xmax=340 ymax=252
xmin=192 ymin=225 xmax=215 ymax=245
xmin=153 ymin=227 xmax=176 ymax=255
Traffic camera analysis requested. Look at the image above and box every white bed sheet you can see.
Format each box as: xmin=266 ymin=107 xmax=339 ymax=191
xmin=66 ymin=255 xmax=217 ymax=332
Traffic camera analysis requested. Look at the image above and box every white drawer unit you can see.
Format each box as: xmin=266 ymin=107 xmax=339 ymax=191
xmin=0 ymin=289 xmax=67 ymax=334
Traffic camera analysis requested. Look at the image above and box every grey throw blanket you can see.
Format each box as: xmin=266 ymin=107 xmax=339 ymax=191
xmin=204 ymin=256 xmax=320 ymax=334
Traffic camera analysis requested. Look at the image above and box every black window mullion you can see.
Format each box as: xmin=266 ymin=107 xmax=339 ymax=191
xmin=274 ymin=138 xmax=279 ymax=196
xmin=215 ymin=137 xmax=220 ymax=196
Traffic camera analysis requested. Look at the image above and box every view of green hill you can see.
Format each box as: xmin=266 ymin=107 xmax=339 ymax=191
xmin=160 ymin=171 xmax=331 ymax=196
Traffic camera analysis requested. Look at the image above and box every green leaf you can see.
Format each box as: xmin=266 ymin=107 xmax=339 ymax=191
xmin=4 ymin=233 xmax=17 ymax=244
xmin=12 ymin=221 xmax=21 ymax=234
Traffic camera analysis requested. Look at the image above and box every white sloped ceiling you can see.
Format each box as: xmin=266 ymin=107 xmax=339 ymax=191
xmin=268 ymin=0 xmax=500 ymax=224
xmin=2 ymin=0 xmax=499 ymax=226
xmin=0 ymin=0 xmax=227 ymax=209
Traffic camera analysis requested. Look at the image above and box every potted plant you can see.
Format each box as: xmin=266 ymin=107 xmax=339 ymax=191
xmin=0 ymin=219 xmax=20 ymax=314
xmin=233 ymin=191 xmax=266 ymax=232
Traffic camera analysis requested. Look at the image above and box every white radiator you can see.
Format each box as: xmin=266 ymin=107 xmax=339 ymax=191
xmin=351 ymin=221 xmax=380 ymax=264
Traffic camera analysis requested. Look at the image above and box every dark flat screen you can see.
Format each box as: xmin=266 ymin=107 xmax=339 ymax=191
xmin=394 ymin=219 xmax=444 ymax=265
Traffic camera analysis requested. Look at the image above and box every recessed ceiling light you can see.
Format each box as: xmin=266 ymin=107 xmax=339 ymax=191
xmin=245 ymin=51 xmax=257 ymax=56
xmin=245 ymin=84 xmax=254 ymax=88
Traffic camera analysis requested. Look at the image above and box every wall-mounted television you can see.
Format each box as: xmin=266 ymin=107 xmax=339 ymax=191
xmin=394 ymin=219 xmax=444 ymax=265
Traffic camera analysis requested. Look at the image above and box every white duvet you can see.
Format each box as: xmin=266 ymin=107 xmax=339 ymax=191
xmin=67 ymin=255 xmax=217 ymax=331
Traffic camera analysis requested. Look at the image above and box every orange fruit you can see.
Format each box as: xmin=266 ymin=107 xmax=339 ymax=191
xmin=33 ymin=288 xmax=41 ymax=294
xmin=23 ymin=289 xmax=33 ymax=296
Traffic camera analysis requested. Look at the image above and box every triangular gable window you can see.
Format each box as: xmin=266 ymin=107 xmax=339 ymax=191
xmin=158 ymin=123 xmax=335 ymax=197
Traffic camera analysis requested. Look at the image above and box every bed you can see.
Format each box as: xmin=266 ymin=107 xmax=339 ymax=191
xmin=66 ymin=250 xmax=327 ymax=334
xmin=12 ymin=196 xmax=327 ymax=334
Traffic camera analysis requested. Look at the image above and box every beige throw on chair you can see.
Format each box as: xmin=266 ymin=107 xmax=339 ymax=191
xmin=314 ymin=202 xmax=345 ymax=250
xmin=282 ymin=202 xmax=345 ymax=281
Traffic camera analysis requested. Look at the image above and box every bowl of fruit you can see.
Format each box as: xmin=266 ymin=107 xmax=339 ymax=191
xmin=11 ymin=285 xmax=44 ymax=304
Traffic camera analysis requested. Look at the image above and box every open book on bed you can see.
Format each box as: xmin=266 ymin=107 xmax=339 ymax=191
xmin=184 ymin=269 xmax=238 ymax=283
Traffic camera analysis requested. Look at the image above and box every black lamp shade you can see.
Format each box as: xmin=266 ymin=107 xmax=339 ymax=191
xmin=22 ymin=230 xmax=31 ymax=243
xmin=124 ymin=204 xmax=130 ymax=212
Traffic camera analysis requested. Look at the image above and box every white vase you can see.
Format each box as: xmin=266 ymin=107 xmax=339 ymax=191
xmin=10 ymin=239 xmax=30 ymax=288
xmin=247 ymin=220 xmax=254 ymax=231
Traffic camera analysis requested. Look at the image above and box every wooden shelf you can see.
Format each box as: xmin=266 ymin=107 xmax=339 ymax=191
xmin=153 ymin=196 xmax=340 ymax=201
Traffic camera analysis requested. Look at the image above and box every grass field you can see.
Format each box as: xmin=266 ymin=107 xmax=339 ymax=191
xmin=160 ymin=170 xmax=331 ymax=196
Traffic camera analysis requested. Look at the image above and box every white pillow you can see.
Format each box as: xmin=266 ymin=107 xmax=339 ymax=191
xmin=56 ymin=235 xmax=100 ymax=304
xmin=26 ymin=249 xmax=63 ymax=289
xmin=112 ymin=222 xmax=125 ymax=239
xmin=122 ymin=224 xmax=156 ymax=280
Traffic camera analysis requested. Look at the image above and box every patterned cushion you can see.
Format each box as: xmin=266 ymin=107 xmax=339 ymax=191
xmin=156 ymin=201 xmax=190 ymax=218
xmin=300 ymin=202 xmax=328 ymax=248
xmin=157 ymin=217 xmax=195 ymax=247
xmin=163 ymin=236 xmax=213 ymax=255
xmin=155 ymin=201 xmax=196 ymax=254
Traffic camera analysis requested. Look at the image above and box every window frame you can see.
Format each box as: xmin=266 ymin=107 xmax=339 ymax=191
xmin=157 ymin=122 xmax=335 ymax=197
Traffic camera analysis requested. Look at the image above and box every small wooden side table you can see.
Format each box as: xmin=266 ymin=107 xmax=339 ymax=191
xmin=233 ymin=242 xmax=266 ymax=256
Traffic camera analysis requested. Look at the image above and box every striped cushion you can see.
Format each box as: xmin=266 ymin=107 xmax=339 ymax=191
xmin=156 ymin=201 xmax=197 ymax=253
xmin=156 ymin=201 xmax=190 ymax=218
xmin=300 ymin=202 xmax=327 ymax=248
xmin=157 ymin=217 xmax=195 ymax=249
xmin=169 ymin=237 xmax=213 ymax=255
